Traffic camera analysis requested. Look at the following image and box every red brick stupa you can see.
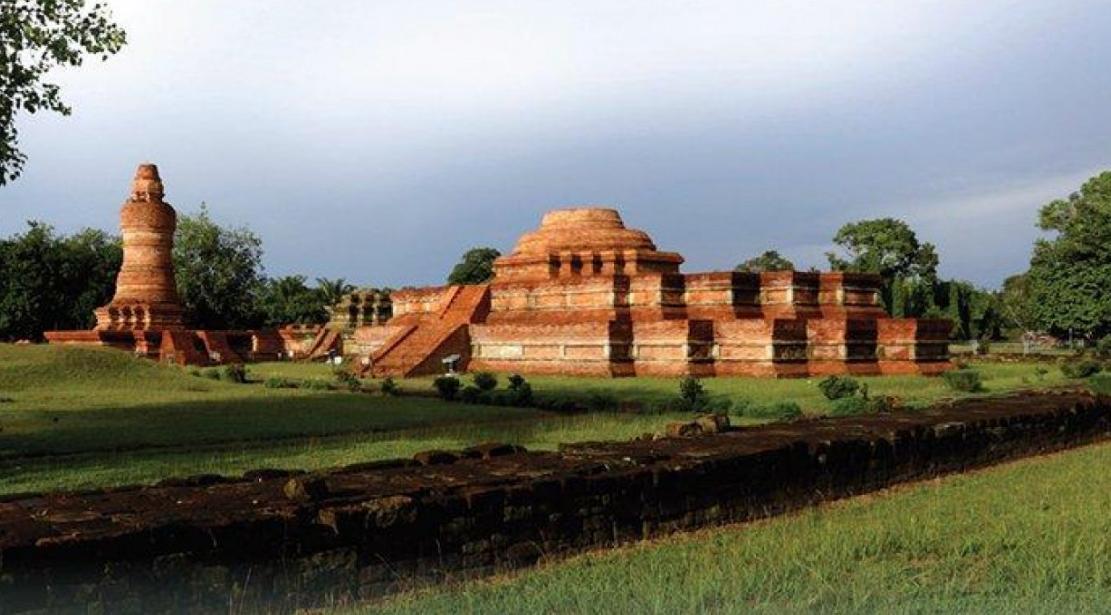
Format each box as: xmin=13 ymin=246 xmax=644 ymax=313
xmin=365 ymin=207 xmax=952 ymax=378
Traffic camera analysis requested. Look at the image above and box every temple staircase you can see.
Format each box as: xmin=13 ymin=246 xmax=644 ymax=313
xmin=305 ymin=328 xmax=342 ymax=361
xmin=371 ymin=285 xmax=490 ymax=378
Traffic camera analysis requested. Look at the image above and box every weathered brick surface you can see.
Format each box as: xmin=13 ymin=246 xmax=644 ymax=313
xmin=1 ymin=392 xmax=1106 ymax=613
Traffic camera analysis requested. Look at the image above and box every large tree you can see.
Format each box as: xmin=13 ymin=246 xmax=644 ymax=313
xmin=1 ymin=0 xmax=127 ymax=185
xmin=0 ymin=221 xmax=121 ymax=340
xmin=173 ymin=205 xmax=264 ymax=330
xmin=1025 ymin=172 xmax=1111 ymax=339
xmin=315 ymin=277 xmax=354 ymax=309
xmin=447 ymin=247 xmax=500 ymax=285
xmin=735 ymin=249 xmax=795 ymax=273
xmin=827 ymin=218 xmax=939 ymax=312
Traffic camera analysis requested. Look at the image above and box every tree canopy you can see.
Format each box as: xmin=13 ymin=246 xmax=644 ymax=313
xmin=173 ymin=205 xmax=264 ymax=330
xmin=256 ymin=275 xmax=330 ymax=326
xmin=447 ymin=247 xmax=500 ymax=285
xmin=1024 ymin=172 xmax=1111 ymax=339
xmin=826 ymin=218 xmax=938 ymax=282
xmin=0 ymin=221 xmax=121 ymax=340
xmin=1 ymin=0 xmax=127 ymax=185
xmin=735 ymin=250 xmax=795 ymax=273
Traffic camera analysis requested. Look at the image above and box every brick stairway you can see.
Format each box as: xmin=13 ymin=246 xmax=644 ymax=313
xmin=371 ymin=285 xmax=490 ymax=377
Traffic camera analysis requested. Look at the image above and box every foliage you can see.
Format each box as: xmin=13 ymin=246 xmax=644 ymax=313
xmin=1025 ymin=172 xmax=1111 ymax=339
xmin=826 ymin=218 xmax=939 ymax=282
xmin=1059 ymin=359 xmax=1102 ymax=379
xmin=380 ymin=377 xmax=400 ymax=396
xmin=447 ymin=247 xmax=501 ymax=285
xmin=506 ymin=374 xmax=533 ymax=406
xmin=1088 ymin=374 xmax=1111 ymax=396
xmin=817 ymin=375 xmax=860 ymax=400
xmin=997 ymin=273 xmax=1038 ymax=335
xmin=735 ymin=250 xmax=795 ymax=273
xmin=174 ymin=206 xmax=265 ymax=329
xmin=333 ymin=368 xmax=361 ymax=392
xmin=257 ymin=275 xmax=328 ymax=326
xmin=458 ymin=385 xmax=483 ymax=404
xmin=433 ymin=375 xmax=461 ymax=401
xmin=1096 ymin=336 xmax=1111 ymax=360
xmin=887 ymin=277 xmax=1003 ymax=340
xmin=303 ymin=378 xmax=332 ymax=391
xmin=471 ymin=371 xmax=498 ymax=392
xmin=0 ymin=0 xmax=127 ymax=185
xmin=942 ymin=368 xmax=983 ymax=392
xmin=220 ymin=363 xmax=248 ymax=384
xmin=0 ymin=222 xmax=121 ymax=340
xmin=828 ymin=396 xmax=870 ymax=416
xmin=678 ymin=376 xmax=710 ymax=412
xmin=315 ymin=277 xmax=355 ymax=309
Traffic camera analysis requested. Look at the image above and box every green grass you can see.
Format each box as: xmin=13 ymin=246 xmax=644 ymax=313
xmin=365 ymin=441 xmax=1111 ymax=614
xmin=0 ymin=345 xmax=1073 ymax=497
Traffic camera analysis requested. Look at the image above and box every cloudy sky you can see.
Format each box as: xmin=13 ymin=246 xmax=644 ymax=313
xmin=2 ymin=0 xmax=1109 ymax=288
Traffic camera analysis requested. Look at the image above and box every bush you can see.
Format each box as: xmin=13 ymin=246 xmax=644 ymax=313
xmin=678 ymin=376 xmax=710 ymax=412
xmin=1095 ymin=336 xmax=1111 ymax=360
xmin=942 ymin=368 xmax=983 ymax=392
xmin=507 ymin=374 xmax=527 ymax=390
xmin=817 ymin=375 xmax=860 ymax=400
xmin=264 ymin=376 xmax=295 ymax=389
xmin=828 ymin=396 xmax=870 ymax=416
xmin=1089 ymin=373 xmax=1111 ymax=396
xmin=433 ymin=375 xmax=461 ymax=401
xmin=303 ymin=379 xmax=332 ymax=391
xmin=221 ymin=363 xmax=248 ymax=384
xmin=333 ymin=368 xmax=361 ymax=392
xmin=380 ymin=377 xmax=400 ymax=396
xmin=459 ymin=385 xmax=484 ymax=404
xmin=1061 ymin=359 xmax=1102 ymax=379
xmin=533 ymin=393 xmax=583 ymax=413
xmin=471 ymin=371 xmax=498 ymax=391
xmin=741 ymin=401 xmax=803 ymax=421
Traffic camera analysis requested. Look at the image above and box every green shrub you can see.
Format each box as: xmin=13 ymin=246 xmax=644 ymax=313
xmin=380 ymin=377 xmax=400 ymax=396
xmin=220 ymin=364 xmax=248 ymax=383
xmin=303 ymin=379 xmax=332 ymax=391
xmin=817 ymin=375 xmax=860 ymax=400
xmin=264 ymin=376 xmax=295 ymax=389
xmin=459 ymin=385 xmax=483 ymax=404
xmin=741 ymin=401 xmax=803 ymax=421
xmin=201 ymin=368 xmax=221 ymax=380
xmin=942 ymin=368 xmax=983 ymax=392
xmin=829 ymin=396 xmax=870 ymax=416
xmin=333 ymin=368 xmax=361 ymax=392
xmin=1089 ymin=373 xmax=1111 ymax=396
xmin=507 ymin=374 xmax=527 ymax=390
xmin=678 ymin=376 xmax=709 ymax=412
xmin=1095 ymin=335 xmax=1111 ymax=360
xmin=1061 ymin=359 xmax=1102 ymax=379
xmin=471 ymin=371 xmax=498 ymax=391
xmin=433 ymin=375 xmax=461 ymax=401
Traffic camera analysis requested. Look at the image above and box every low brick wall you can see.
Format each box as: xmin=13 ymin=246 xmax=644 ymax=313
xmin=1 ymin=392 xmax=1107 ymax=613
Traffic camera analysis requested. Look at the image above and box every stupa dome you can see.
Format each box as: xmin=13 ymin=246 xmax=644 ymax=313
xmin=510 ymin=207 xmax=657 ymax=255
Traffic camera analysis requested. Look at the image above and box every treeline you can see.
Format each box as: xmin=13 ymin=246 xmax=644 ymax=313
xmin=0 ymin=207 xmax=354 ymax=341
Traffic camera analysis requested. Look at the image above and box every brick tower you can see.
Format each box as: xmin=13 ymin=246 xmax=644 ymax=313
xmin=93 ymin=163 xmax=185 ymax=331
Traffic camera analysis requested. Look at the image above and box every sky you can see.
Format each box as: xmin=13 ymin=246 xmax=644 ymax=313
xmin=2 ymin=0 xmax=1109 ymax=289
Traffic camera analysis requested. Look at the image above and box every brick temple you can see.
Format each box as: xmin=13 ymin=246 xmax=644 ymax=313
xmin=366 ymin=208 xmax=951 ymax=377
xmin=45 ymin=164 xmax=284 ymax=365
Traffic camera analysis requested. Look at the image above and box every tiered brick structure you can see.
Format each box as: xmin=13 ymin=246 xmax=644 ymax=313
xmin=45 ymin=164 xmax=283 ymax=365
xmin=370 ymin=207 xmax=951 ymax=377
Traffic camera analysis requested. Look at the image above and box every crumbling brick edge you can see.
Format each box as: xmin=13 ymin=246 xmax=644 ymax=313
xmin=1 ymin=392 xmax=1107 ymax=613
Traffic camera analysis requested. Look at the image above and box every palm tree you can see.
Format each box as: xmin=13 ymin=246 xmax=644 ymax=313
xmin=315 ymin=277 xmax=356 ymax=309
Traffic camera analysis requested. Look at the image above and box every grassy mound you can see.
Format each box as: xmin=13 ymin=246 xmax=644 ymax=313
xmin=0 ymin=344 xmax=189 ymax=392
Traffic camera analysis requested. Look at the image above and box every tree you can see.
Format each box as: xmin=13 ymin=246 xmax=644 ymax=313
xmin=1025 ymin=172 xmax=1111 ymax=339
xmin=257 ymin=275 xmax=329 ymax=326
xmin=173 ymin=205 xmax=264 ymax=329
xmin=997 ymin=273 xmax=1038 ymax=337
xmin=315 ymin=277 xmax=354 ymax=309
xmin=0 ymin=221 xmax=120 ymax=340
xmin=827 ymin=218 xmax=939 ymax=312
xmin=1 ymin=0 xmax=127 ymax=185
xmin=735 ymin=249 xmax=794 ymax=273
xmin=447 ymin=247 xmax=500 ymax=284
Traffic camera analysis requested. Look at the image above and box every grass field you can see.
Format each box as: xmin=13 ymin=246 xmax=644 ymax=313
xmin=366 ymin=441 xmax=1111 ymax=614
xmin=0 ymin=344 xmax=1078 ymax=496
